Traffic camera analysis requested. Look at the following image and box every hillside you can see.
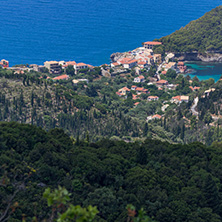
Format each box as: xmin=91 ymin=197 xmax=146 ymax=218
xmin=1 ymin=65 xmax=222 ymax=145
xmin=156 ymin=5 xmax=222 ymax=60
xmin=1 ymin=122 xmax=222 ymax=221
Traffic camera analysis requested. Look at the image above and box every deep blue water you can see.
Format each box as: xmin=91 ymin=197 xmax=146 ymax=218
xmin=0 ymin=0 xmax=221 ymax=66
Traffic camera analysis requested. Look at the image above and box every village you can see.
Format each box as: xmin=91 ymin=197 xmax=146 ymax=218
xmin=0 ymin=41 xmax=219 ymax=125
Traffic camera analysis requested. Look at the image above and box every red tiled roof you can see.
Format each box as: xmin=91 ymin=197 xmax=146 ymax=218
xmin=161 ymin=71 xmax=167 ymax=74
xmin=189 ymin=86 xmax=194 ymax=91
xmin=135 ymin=87 xmax=144 ymax=91
xmin=138 ymin=75 xmax=145 ymax=79
xmin=172 ymin=96 xmax=181 ymax=101
xmin=156 ymin=80 xmax=168 ymax=84
xmin=178 ymin=62 xmax=184 ymax=66
xmin=125 ymin=59 xmax=137 ymax=64
xmin=144 ymin=41 xmax=162 ymax=45
xmin=152 ymin=114 xmax=162 ymax=119
xmin=138 ymin=61 xmax=146 ymax=65
xmin=118 ymin=58 xmax=132 ymax=64
xmin=112 ymin=62 xmax=119 ymax=66
xmin=76 ymin=62 xmax=87 ymax=66
xmin=119 ymin=87 xmax=130 ymax=92
xmin=132 ymin=94 xmax=138 ymax=100
xmin=134 ymin=102 xmax=140 ymax=106
xmin=148 ymin=96 xmax=158 ymax=99
xmin=53 ymin=75 xmax=69 ymax=80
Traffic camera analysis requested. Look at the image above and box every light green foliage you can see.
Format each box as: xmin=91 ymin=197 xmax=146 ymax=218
xmin=43 ymin=186 xmax=71 ymax=207
xmin=43 ymin=186 xmax=98 ymax=222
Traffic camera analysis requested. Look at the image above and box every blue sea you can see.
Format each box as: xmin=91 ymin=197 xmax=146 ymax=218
xmin=0 ymin=0 xmax=221 ymax=69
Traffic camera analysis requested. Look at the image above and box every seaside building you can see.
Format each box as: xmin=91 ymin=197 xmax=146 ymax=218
xmin=143 ymin=41 xmax=162 ymax=50
xmin=117 ymin=58 xmax=137 ymax=69
xmin=74 ymin=63 xmax=89 ymax=72
xmin=0 ymin=59 xmax=9 ymax=68
xmin=153 ymin=54 xmax=162 ymax=64
xmin=44 ymin=61 xmax=61 ymax=74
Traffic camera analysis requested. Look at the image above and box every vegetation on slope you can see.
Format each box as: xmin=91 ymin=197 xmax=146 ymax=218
xmin=1 ymin=122 xmax=222 ymax=221
xmin=156 ymin=6 xmax=222 ymax=53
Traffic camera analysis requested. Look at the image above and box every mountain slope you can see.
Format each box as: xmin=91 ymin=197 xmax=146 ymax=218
xmin=158 ymin=6 xmax=222 ymax=54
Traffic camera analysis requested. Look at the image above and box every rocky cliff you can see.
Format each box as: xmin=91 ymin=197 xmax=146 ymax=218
xmin=174 ymin=52 xmax=222 ymax=62
xmin=110 ymin=52 xmax=133 ymax=62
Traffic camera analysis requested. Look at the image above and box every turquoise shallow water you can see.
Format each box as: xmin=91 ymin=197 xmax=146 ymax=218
xmin=185 ymin=62 xmax=222 ymax=82
xmin=0 ymin=1 xmax=221 ymax=66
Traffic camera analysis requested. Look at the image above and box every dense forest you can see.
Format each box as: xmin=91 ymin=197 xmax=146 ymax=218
xmin=1 ymin=122 xmax=222 ymax=221
xmin=155 ymin=5 xmax=222 ymax=53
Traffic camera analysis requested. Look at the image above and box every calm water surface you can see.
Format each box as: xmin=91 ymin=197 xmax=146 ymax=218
xmin=185 ymin=62 xmax=222 ymax=82
xmin=0 ymin=0 xmax=221 ymax=67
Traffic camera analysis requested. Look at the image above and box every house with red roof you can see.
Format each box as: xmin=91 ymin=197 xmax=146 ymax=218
xmin=131 ymin=85 xmax=137 ymax=90
xmin=53 ymin=74 xmax=69 ymax=81
xmin=123 ymin=59 xmax=137 ymax=69
xmin=147 ymin=114 xmax=162 ymax=121
xmin=154 ymin=54 xmax=162 ymax=64
xmin=63 ymin=61 xmax=76 ymax=68
xmin=132 ymin=94 xmax=138 ymax=100
xmin=118 ymin=87 xmax=130 ymax=96
xmin=135 ymin=87 xmax=149 ymax=94
xmin=148 ymin=96 xmax=159 ymax=101
xmin=134 ymin=75 xmax=145 ymax=83
xmin=171 ymin=95 xmax=189 ymax=104
xmin=156 ymin=79 xmax=168 ymax=86
xmin=143 ymin=41 xmax=162 ymax=50
xmin=74 ymin=63 xmax=88 ymax=71
xmin=152 ymin=114 xmax=162 ymax=120
xmin=0 ymin=59 xmax=9 ymax=68
xmin=111 ymin=62 xmax=120 ymax=68
xmin=117 ymin=57 xmax=132 ymax=65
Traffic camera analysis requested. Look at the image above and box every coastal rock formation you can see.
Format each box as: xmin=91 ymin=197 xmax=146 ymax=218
xmin=110 ymin=52 xmax=133 ymax=62
xmin=174 ymin=52 xmax=222 ymax=62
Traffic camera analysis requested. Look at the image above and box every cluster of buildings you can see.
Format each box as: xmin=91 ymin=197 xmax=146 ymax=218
xmin=44 ymin=60 xmax=93 ymax=74
xmin=111 ymin=41 xmax=163 ymax=71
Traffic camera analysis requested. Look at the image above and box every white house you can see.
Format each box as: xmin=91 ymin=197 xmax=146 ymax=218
xmin=134 ymin=75 xmax=145 ymax=83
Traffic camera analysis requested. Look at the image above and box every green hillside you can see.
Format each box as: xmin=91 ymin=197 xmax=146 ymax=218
xmin=157 ymin=5 xmax=222 ymax=53
xmin=1 ymin=122 xmax=222 ymax=221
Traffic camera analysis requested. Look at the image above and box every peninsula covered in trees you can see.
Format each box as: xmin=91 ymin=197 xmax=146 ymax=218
xmin=155 ymin=5 xmax=222 ymax=61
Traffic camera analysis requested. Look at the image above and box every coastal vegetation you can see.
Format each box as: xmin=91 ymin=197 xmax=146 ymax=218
xmin=155 ymin=6 xmax=222 ymax=53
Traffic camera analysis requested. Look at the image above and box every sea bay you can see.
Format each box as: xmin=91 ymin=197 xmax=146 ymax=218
xmin=185 ymin=62 xmax=222 ymax=82
xmin=0 ymin=0 xmax=221 ymax=68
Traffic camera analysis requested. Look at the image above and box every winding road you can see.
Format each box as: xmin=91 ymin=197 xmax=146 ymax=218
xmin=191 ymin=97 xmax=199 ymax=116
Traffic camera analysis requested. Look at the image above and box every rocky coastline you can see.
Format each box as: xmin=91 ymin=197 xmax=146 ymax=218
xmin=174 ymin=52 xmax=222 ymax=62
xmin=110 ymin=51 xmax=222 ymax=63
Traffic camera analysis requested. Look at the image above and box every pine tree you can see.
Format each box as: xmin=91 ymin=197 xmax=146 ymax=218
xmin=203 ymin=174 xmax=221 ymax=214
xmin=143 ymin=123 xmax=149 ymax=137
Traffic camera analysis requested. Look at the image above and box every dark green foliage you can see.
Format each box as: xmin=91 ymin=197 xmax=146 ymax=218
xmin=158 ymin=6 xmax=222 ymax=53
xmin=1 ymin=122 xmax=222 ymax=221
